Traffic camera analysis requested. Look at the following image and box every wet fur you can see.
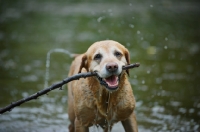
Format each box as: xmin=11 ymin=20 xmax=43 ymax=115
xmin=67 ymin=40 xmax=138 ymax=132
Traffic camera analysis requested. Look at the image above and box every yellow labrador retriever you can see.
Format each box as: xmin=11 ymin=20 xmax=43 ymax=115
xmin=67 ymin=40 xmax=138 ymax=132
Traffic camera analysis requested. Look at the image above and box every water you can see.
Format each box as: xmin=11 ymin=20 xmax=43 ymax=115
xmin=44 ymin=49 xmax=73 ymax=88
xmin=0 ymin=0 xmax=200 ymax=131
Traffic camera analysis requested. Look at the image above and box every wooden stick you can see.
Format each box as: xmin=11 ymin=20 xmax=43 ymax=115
xmin=0 ymin=63 xmax=140 ymax=114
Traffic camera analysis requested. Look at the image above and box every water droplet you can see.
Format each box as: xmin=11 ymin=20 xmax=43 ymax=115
xmin=164 ymin=46 xmax=168 ymax=49
xmin=137 ymin=30 xmax=141 ymax=34
xmin=97 ymin=16 xmax=105 ymax=23
xmin=189 ymin=108 xmax=195 ymax=113
xmin=147 ymin=46 xmax=157 ymax=54
xmin=156 ymin=78 xmax=162 ymax=84
xmin=142 ymin=80 xmax=145 ymax=84
xmin=179 ymin=107 xmax=187 ymax=113
xmin=150 ymin=5 xmax=153 ymax=7
xmin=129 ymin=24 xmax=134 ymax=28
xmin=126 ymin=42 xmax=130 ymax=47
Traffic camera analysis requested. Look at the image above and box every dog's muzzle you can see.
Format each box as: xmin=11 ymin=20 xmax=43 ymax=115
xmin=96 ymin=74 xmax=121 ymax=91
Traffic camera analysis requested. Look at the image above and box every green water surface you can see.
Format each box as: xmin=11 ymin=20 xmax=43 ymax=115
xmin=0 ymin=0 xmax=200 ymax=131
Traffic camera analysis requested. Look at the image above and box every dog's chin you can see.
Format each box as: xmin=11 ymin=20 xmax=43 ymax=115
xmin=96 ymin=74 xmax=120 ymax=92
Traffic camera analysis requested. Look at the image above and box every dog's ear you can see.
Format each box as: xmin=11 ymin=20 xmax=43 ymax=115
xmin=124 ymin=48 xmax=130 ymax=76
xmin=78 ymin=54 xmax=88 ymax=73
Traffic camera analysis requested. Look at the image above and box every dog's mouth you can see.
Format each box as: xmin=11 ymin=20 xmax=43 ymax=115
xmin=96 ymin=74 xmax=120 ymax=91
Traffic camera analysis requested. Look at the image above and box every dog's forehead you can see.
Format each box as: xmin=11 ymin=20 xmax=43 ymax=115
xmin=86 ymin=40 xmax=125 ymax=55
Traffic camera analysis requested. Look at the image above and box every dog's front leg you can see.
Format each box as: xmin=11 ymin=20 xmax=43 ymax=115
xmin=121 ymin=112 xmax=138 ymax=132
xmin=75 ymin=118 xmax=89 ymax=132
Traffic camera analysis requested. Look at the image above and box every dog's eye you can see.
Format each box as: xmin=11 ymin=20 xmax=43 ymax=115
xmin=114 ymin=51 xmax=122 ymax=57
xmin=94 ymin=53 xmax=102 ymax=60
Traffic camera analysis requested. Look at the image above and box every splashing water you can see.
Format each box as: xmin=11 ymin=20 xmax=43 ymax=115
xmin=44 ymin=49 xmax=73 ymax=88
xmin=107 ymin=121 xmax=111 ymax=132
xmin=92 ymin=124 xmax=99 ymax=132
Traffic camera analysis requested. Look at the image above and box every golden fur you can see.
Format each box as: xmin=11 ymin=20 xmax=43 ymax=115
xmin=67 ymin=40 xmax=138 ymax=132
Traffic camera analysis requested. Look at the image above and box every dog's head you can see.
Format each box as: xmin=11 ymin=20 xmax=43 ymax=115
xmin=78 ymin=40 xmax=130 ymax=91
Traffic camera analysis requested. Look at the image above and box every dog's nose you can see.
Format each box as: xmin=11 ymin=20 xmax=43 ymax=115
xmin=106 ymin=62 xmax=118 ymax=72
